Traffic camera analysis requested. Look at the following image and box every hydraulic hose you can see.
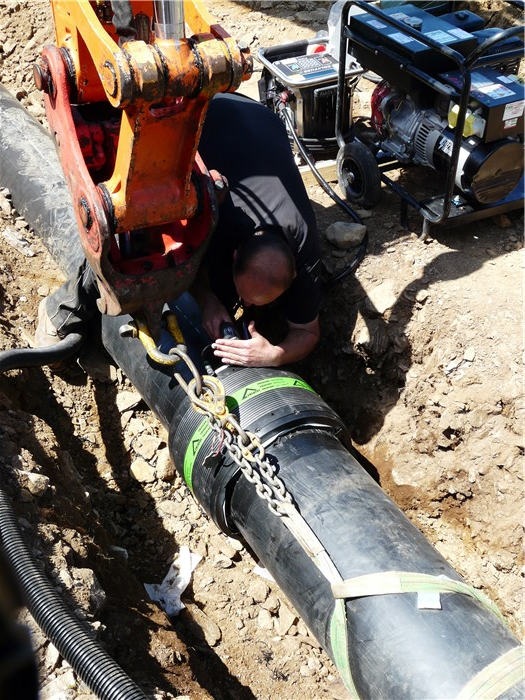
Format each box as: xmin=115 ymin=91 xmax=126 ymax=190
xmin=276 ymin=101 xmax=368 ymax=287
xmin=0 ymin=333 xmax=85 ymax=373
xmin=0 ymin=488 xmax=148 ymax=700
xmin=1 ymin=83 xmax=524 ymax=699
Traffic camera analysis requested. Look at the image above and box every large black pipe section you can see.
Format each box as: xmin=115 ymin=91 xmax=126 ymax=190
xmin=1 ymin=84 xmax=523 ymax=699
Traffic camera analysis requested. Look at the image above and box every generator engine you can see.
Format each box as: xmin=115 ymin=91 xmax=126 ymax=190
xmin=370 ymin=77 xmax=524 ymax=204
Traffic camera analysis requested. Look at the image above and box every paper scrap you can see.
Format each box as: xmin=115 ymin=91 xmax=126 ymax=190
xmin=144 ymin=546 xmax=202 ymax=616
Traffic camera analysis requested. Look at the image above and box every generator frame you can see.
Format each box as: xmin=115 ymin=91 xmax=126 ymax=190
xmin=335 ymin=0 xmax=524 ymax=238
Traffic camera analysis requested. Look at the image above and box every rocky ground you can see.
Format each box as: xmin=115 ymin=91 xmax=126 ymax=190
xmin=0 ymin=1 xmax=523 ymax=699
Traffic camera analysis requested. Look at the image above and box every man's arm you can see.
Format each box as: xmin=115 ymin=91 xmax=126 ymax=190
xmin=189 ymin=268 xmax=233 ymax=340
xmin=211 ymin=316 xmax=320 ymax=368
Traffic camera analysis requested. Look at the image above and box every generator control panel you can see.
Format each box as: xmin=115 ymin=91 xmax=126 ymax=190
xmin=441 ymin=67 xmax=525 ymax=142
xmin=271 ymin=52 xmax=341 ymax=85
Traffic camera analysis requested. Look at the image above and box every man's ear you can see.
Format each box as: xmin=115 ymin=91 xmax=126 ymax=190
xmin=233 ymin=249 xmax=238 ymax=262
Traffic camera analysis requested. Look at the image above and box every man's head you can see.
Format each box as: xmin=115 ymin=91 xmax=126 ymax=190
xmin=233 ymin=232 xmax=296 ymax=307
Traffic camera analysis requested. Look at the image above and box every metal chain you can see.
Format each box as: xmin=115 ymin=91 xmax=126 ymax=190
xmin=168 ymin=345 xmax=294 ymax=516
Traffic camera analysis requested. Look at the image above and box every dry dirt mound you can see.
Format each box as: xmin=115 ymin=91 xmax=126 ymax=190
xmin=0 ymin=2 xmax=523 ymax=700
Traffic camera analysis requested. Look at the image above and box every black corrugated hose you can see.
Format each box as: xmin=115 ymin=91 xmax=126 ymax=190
xmin=0 ymin=487 xmax=149 ymax=700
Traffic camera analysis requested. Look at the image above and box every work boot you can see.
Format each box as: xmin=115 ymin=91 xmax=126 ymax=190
xmin=34 ymin=298 xmax=61 ymax=348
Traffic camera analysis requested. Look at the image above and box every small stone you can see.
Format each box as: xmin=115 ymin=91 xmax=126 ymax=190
xmin=226 ymin=536 xmax=244 ymax=552
xmin=133 ymin=434 xmax=163 ymax=461
xmin=25 ymin=471 xmax=50 ymax=497
xmin=210 ymin=535 xmax=238 ymax=560
xmin=296 ymin=620 xmax=309 ymax=637
xmin=120 ymin=410 xmax=133 ymax=429
xmin=214 ymin=555 xmax=233 ymax=569
xmin=44 ymin=642 xmax=60 ymax=672
xmin=39 ymin=669 xmax=76 ymax=699
xmin=257 ymin=608 xmax=274 ymax=630
xmin=158 ymin=499 xmax=187 ymax=518
xmin=280 ymin=636 xmax=300 ymax=654
xmin=325 ymin=221 xmax=367 ymax=249
xmin=261 ymin=594 xmax=280 ymax=614
xmin=415 ymin=289 xmax=429 ymax=304
xmin=247 ymin=579 xmax=270 ymax=603
xmin=184 ymin=605 xmax=222 ymax=647
xmin=355 ymin=208 xmax=373 ymax=219
xmin=116 ymin=390 xmax=143 ymax=413
xmin=0 ymin=193 xmax=12 ymax=215
xmin=463 ymin=347 xmax=476 ymax=362
xmin=365 ymin=281 xmax=398 ymax=315
xmin=308 ymin=655 xmax=322 ymax=671
xmin=130 ymin=457 xmax=156 ymax=483
xmin=492 ymin=213 xmax=512 ymax=228
xmin=155 ymin=447 xmax=175 ymax=481
xmin=276 ymin=602 xmax=297 ymax=636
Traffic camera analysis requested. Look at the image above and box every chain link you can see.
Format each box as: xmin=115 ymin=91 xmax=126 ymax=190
xmin=167 ymin=345 xmax=294 ymax=516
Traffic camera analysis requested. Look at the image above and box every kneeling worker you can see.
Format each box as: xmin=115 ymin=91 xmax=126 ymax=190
xmin=190 ymin=92 xmax=322 ymax=368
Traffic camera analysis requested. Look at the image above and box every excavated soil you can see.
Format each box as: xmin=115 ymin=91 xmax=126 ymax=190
xmin=0 ymin=2 xmax=523 ymax=699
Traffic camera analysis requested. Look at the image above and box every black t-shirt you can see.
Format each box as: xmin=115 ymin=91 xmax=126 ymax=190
xmin=198 ymin=93 xmax=321 ymax=325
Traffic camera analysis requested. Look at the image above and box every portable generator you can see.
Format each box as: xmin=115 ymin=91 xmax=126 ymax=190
xmin=333 ymin=1 xmax=524 ymax=234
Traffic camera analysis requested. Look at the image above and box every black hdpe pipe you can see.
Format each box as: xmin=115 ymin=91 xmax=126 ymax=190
xmin=1 ymin=85 xmax=524 ymax=699
xmin=0 ymin=86 xmax=148 ymax=700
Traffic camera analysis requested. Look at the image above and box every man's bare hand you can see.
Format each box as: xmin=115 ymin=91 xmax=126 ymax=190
xmin=212 ymin=321 xmax=282 ymax=368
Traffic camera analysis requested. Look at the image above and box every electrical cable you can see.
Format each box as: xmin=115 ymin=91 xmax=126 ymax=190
xmin=276 ymin=101 xmax=368 ymax=289
xmin=0 ymin=333 xmax=85 ymax=373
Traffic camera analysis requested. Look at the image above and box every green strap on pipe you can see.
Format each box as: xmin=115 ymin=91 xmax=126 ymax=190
xmin=456 ymin=646 xmax=525 ymax=699
xmin=331 ymin=571 xmax=507 ymax=624
xmin=330 ymin=599 xmax=360 ymax=699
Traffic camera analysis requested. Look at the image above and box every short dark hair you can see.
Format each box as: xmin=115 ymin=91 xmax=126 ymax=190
xmin=233 ymin=232 xmax=295 ymax=283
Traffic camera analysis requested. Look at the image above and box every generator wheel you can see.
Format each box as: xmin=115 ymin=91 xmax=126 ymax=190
xmin=336 ymin=141 xmax=381 ymax=209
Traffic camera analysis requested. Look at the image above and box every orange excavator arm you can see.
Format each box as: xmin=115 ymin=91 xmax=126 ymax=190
xmin=34 ymin=0 xmax=252 ymax=315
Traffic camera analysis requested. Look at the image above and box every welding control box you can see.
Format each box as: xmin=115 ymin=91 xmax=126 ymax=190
xmin=257 ymin=38 xmax=364 ymax=157
xmin=349 ymin=4 xmax=478 ymax=76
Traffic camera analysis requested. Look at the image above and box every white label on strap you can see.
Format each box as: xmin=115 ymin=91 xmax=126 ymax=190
xmin=417 ymin=590 xmax=442 ymax=610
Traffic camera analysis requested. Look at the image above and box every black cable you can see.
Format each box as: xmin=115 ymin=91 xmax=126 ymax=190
xmin=276 ymin=102 xmax=368 ymax=289
xmin=0 ymin=333 xmax=85 ymax=373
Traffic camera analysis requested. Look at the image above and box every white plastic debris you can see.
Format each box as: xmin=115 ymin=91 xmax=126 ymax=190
xmin=144 ymin=546 xmax=202 ymax=616
xmin=1 ymin=227 xmax=35 ymax=257
xmin=253 ymin=563 xmax=275 ymax=582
